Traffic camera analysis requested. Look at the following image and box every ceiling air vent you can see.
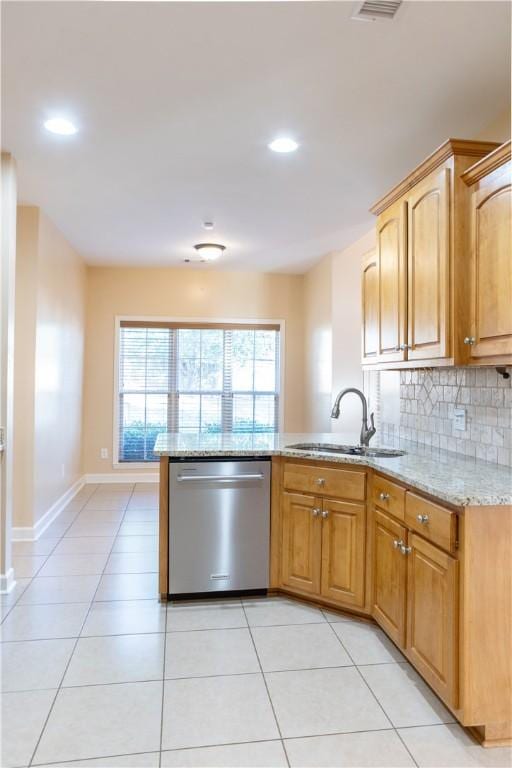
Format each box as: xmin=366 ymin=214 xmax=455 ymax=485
xmin=351 ymin=0 xmax=402 ymax=22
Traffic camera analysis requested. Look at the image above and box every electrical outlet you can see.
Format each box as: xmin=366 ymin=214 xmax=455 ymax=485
xmin=100 ymin=448 xmax=109 ymax=459
xmin=453 ymin=408 xmax=466 ymax=432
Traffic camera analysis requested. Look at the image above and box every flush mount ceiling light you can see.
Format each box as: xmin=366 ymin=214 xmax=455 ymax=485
xmin=268 ymin=137 xmax=299 ymax=153
xmin=193 ymin=243 xmax=226 ymax=262
xmin=43 ymin=117 xmax=78 ymax=135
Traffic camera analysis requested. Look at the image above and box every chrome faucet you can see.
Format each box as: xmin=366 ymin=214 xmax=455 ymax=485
xmin=331 ymin=387 xmax=376 ymax=447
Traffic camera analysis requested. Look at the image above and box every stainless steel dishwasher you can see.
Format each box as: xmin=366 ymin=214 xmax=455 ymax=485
xmin=169 ymin=458 xmax=271 ymax=598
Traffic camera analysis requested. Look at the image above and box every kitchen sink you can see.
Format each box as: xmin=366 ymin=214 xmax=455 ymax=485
xmin=285 ymin=443 xmax=406 ymax=458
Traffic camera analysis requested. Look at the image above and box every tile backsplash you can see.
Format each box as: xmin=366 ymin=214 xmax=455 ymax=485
xmin=379 ymin=367 xmax=512 ymax=467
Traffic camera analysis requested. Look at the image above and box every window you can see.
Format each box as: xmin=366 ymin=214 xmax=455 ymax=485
xmin=116 ymin=321 xmax=281 ymax=462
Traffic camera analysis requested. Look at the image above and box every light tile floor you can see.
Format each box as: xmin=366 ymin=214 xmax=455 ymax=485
xmin=2 ymin=483 xmax=511 ymax=768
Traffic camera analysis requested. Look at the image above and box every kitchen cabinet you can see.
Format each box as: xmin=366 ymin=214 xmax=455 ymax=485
xmin=281 ymin=492 xmax=366 ymax=609
xmin=375 ymin=200 xmax=407 ymax=363
xmin=280 ymin=462 xmax=367 ymax=610
xmin=361 ymin=250 xmax=379 ymax=362
xmin=372 ymin=509 xmax=407 ymax=647
xmin=281 ymin=492 xmax=321 ymax=595
xmin=461 ymin=141 xmax=512 ymax=363
xmin=320 ymin=498 xmax=366 ymax=607
xmin=407 ymin=168 xmax=450 ymax=361
xmin=364 ymin=138 xmax=501 ymax=369
xmin=406 ymin=533 xmax=459 ymax=708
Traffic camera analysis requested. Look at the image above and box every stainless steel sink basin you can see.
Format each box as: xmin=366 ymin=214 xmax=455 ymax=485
xmin=285 ymin=443 xmax=406 ymax=458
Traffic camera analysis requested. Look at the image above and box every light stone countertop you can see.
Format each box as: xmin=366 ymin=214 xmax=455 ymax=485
xmin=154 ymin=431 xmax=512 ymax=507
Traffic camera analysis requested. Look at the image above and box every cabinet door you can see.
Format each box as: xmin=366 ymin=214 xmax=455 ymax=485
xmin=320 ymin=499 xmax=366 ymax=608
xmin=406 ymin=534 xmax=458 ymax=708
xmin=281 ymin=492 xmax=322 ymax=595
xmin=376 ymin=200 xmax=407 ymax=362
xmin=407 ymin=168 xmax=450 ymax=361
xmin=469 ymin=163 xmax=512 ymax=360
xmin=372 ymin=510 xmax=407 ymax=647
xmin=362 ymin=250 xmax=379 ymax=363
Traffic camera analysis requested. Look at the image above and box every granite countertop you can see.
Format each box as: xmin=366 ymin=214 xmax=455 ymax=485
xmin=154 ymin=431 xmax=512 ymax=507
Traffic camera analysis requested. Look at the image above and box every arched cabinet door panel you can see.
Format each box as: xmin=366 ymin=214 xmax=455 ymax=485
xmin=376 ymin=200 xmax=407 ymax=362
xmin=407 ymin=168 xmax=450 ymax=362
xmin=469 ymin=167 xmax=512 ymax=361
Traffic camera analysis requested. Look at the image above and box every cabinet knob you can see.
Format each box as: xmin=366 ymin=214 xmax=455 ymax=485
xmin=312 ymin=507 xmax=321 ymax=517
xmin=392 ymin=538 xmax=403 ymax=549
xmin=400 ymin=543 xmax=412 ymax=555
xmin=379 ymin=492 xmax=390 ymax=501
xmin=463 ymin=336 xmax=475 ymax=346
xmin=316 ymin=478 xmax=325 ymax=487
xmin=417 ymin=514 xmax=429 ymax=524
xmin=399 ymin=343 xmax=411 ymax=350
xmin=322 ymin=509 xmax=329 ymax=519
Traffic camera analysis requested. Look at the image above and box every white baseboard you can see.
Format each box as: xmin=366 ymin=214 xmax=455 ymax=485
xmin=84 ymin=472 xmax=159 ymax=484
xmin=0 ymin=567 xmax=16 ymax=595
xmin=12 ymin=475 xmax=86 ymax=542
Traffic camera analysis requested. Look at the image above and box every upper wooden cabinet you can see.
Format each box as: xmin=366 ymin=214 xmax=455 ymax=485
xmin=361 ymin=250 xmax=379 ymax=362
xmin=407 ymin=168 xmax=450 ymax=361
xmin=377 ymin=200 xmax=407 ymax=363
xmin=363 ymin=138 xmax=507 ymax=368
xmin=461 ymin=141 xmax=512 ymax=364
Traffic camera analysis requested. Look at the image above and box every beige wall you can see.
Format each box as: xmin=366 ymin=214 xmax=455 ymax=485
xmin=1 ymin=154 xmax=17 ymax=584
xmin=13 ymin=207 xmax=86 ymax=529
xmin=303 ymin=254 xmax=332 ymax=432
xmin=301 ymin=230 xmax=376 ymax=435
xmin=331 ymin=230 xmax=376 ymax=435
xmin=82 ymin=267 xmax=305 ymax=474
xmin=476 ymin=107 xmax=511 ymax=142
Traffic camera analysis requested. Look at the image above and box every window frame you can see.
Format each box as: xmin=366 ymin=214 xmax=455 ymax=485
xmin=112 ymin=315 xmax=286 ymax=468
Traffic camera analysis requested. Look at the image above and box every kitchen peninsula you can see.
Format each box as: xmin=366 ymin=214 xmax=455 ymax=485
xmin=156 ymin=431 xmax=512 ymax=748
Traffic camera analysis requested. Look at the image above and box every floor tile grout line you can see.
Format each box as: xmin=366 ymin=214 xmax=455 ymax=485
xmin=324 ymin=620 xmax=420 ymax=768
xmin=159 ymin=588 xmax=169 ymax=765
xmin=240 ymin=602 xmax=291 ymax=768
xmin=27 ymin=484 xmax=137 ymax=767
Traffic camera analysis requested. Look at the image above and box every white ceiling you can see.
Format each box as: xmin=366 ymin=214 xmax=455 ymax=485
xmin=2 ymin=1 xmax=510 ymax=272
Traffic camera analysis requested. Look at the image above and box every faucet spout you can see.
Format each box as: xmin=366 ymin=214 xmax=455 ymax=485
xmin=330 ymin=387 xmax=376 ymax=447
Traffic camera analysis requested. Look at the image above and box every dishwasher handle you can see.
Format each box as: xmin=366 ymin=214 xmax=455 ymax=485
xmin=176 ymin=473 xmax=264 ymax=483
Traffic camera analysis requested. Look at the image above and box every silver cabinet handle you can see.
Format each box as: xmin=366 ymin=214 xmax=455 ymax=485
xmin=417 ymin=514 xmax=429 ymax=524
xmin=316 ymin=478 xmax=325 ymax=487
xmin=400 ymin=543 xmax=412 ymax=555
xmin=176 ymin=473 xmax=264 ymax=482
xmin=393 ymin=538 xmax=403 ymax=549
xmin=463 ymin=336 xmax=475 ymax=346
xmin=312 ymin=507 xmax=321 ymax=517
xmin=322 ymin=509 xmax=329 ymax=519
xmin=379 ymin=492 xmax=390 ymax=501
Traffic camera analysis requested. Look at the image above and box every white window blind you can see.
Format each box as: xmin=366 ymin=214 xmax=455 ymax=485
xmin=117 ymin=321 xmax=281 ymax=462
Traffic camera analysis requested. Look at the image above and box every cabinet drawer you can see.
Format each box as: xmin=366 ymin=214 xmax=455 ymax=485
xmin=405 ymin=493 xmax=457 ymax=553
xmin=372 ymin=475 xmax=405 ymax=521
xmin=283 ymin=463 xmax=366 ymax=501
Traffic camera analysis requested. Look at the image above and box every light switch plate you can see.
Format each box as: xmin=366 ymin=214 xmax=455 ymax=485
xmin=454 ymin=408 xmax=466 ymax=431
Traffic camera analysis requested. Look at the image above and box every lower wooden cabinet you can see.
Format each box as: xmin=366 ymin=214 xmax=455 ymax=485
xmin=372 ymin=510 xmax=407 ymax=647
xmin=320 ymin=499 xmax=366 ymax=607
xmin=406 ymin=533 xmax=459 ymax=708
xmin=372 ymin=508 xmax=459 ymax=709
xmin=281 ymin=492 xmax=321 ymax=595
xmin=281 ymin=492 xmax=366 ymax=609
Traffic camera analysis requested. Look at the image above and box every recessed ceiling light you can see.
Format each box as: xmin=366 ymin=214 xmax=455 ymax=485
xmin=268 ymin=137 xmax=299 ymax=153
xmin=44 ymin=117 xmax=78 ymax=136
xmin=193 ymin=243 xmax=226 ymax=262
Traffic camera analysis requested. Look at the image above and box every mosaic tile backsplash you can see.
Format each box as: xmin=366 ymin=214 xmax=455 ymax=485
xmin=379 ymin=367 xmax=512 ymax=467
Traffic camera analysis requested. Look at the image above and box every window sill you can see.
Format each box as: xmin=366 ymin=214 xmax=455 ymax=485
xmin=113 ymin=461 xmax=159 ymax=470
